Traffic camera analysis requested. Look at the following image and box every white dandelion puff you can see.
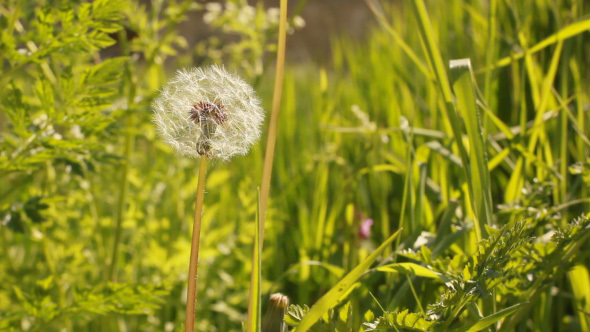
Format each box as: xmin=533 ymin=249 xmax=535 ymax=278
xmin=152 ymin=65 xmax=264 ymax=160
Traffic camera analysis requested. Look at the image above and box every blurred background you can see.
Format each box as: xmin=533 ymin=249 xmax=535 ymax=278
xmin=181 ymin=0 xmax=377 ymax=61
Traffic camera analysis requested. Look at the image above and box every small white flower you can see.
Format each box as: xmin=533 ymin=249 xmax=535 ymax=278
xmin=205 ymin=2 xmax=222 ymax=13
xmin=267 ymin=8 xmax=280 ymax=25
xmin=292 ymin=16 xmax=306 ymax=29
xmin=152 ymin=65 xmax=264 ymax=160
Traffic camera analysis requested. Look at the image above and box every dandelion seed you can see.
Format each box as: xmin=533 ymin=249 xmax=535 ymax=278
xmin=152 ymin=65 xmax=264 ymax=160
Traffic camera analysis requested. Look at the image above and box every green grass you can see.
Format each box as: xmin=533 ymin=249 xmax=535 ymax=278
xmin=1 ymin=0 xmax=590 ymax=331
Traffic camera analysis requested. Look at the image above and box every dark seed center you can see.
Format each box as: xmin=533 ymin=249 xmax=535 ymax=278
xmin=189 ymin=101 xmax=228 ymax=125
xmin=189 ymin=101 xmax=228 ymax=156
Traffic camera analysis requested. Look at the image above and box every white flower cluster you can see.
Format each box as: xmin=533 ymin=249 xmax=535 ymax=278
xmin=152 ymin=65 xmax=264 ymax=160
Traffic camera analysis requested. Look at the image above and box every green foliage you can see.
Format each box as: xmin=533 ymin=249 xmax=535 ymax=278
xmin=1 ymin=0 xmax=590 ymax=331
xmin=426 ymin=220 xmax=532 ymax=326
xmin=2 ymin=282 xmax=168 ymax=328
xmin=292 ymin=230 xmax=401 ymax=331
xmin=0 ymin=0 xmax=287 ymax=329
xmin=287 ymin=302 xmax=359 ymax=332
xmin=359 ymin=215 xmax=590 ymax=331
xmin=364 ymin=309 xmax=435 ymax=331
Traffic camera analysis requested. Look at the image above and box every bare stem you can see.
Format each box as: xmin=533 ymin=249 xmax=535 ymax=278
xmin=247 ymin=0 xmax=288 ymax=330
xmin=185 ymin=156 xmax=208 ymax=332
xmin=259 ymin=0 xmax=287 ymax=255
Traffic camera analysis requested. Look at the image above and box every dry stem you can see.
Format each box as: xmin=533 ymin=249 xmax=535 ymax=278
xmin=246 ymin=0 xmax=288 ymax=330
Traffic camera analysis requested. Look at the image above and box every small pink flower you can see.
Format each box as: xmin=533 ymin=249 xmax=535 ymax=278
xmin=359 ymin=218 xmax=374 ymax=239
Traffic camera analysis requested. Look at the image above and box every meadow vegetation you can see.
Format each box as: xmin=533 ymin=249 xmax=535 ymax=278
xmin=0 ymin=0 xmax=589 ymax=331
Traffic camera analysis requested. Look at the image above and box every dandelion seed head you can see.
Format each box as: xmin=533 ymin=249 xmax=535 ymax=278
xmin=152 ymin=65 xmax=264 ymax=160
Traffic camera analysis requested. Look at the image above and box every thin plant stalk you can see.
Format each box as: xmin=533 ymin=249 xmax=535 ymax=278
xmin=247 ymin=0 xmax=287 ymax=329
xmin=258 ymin=0 xmax=287 ymax=247
xmin=185 ymin=156 xmax=208 ymax=332
xmin=108 ymin=27 xmax=134 ymax=283
xmin=102 ymin=28 xmax=135 ymax=332
xmin=108 ymin=100 xmax=133 ymax=283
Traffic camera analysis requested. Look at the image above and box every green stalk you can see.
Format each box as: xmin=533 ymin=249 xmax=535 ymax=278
xmin=107 ymin=115 xmax=132 ymax=281
xmin=559 ymin=44 xmax=569 ymax=214
xmin=247 ymin=190 xmax=262 ymax=332
xmin=108 ymin=27 xmax=135 ymax=282
xmin=406 ymin=275 xmax=425 ymax=314
xmin=185 ymin=156 xmax=208 ymax=332
xmin=483 ymin=0 xmax=497 ymax=136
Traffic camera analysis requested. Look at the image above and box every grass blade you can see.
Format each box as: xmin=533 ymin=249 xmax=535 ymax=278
xmin=247 ymin=189 xmax=263 ymax=332
xmin=455 ymin=302 xmax=527 ymax=332
xmin=486 ymin=18 xmax=590 ymax=70
xmin=449 ymin=58 xmax=494 ymax=238
xmin=364 ymin=0 xmax=433 ymax=81
xmin=568 ymin=265 xmax=590 ymax=332
xmin=294 ymin=229 xmax=401 ymax=332
xmin=376 ymin=262 xmax=445 ymax=281
xmin=409 ymin=0 xmax=486 ymax=237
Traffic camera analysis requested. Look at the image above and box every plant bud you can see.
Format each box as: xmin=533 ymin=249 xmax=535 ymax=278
xmin=262 ymin=293 xmax=290 ymax=332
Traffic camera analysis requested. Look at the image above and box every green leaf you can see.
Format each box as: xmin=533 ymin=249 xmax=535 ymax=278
xmin=76 ymin=56 xmax=128 ymax=108
xmin=92 ymin=0 xmax=127 ymax=21
xmin=23 ymin=196 xmax=49 ymax=223
xmin=364 ymin=309 xmax=435 ymax=331
xmin=568 ymin=265 xmax=590 ymax=331
xmin=454 ymin=302 xmax=527 ymax=332
xmin=87 ymin=31 xmax=117 ymax=49
xmin=69 ymin=282 xmax=168 ymax=315
xmin=286 ymin=304 xmax=309 ymax=326
xmin=2 ymin=82 xmax=29 ymax=132
xmin=377 ymin=262 xmax=444 ymax=281
xmin=293 ymin=229 xmax=401 ymax=332
xmin=4 ymin=210 xmax=24 ymax=233
xmin=449 ymin=58 xmax=494 ymax=239
xmin=83 ymin=56 xmax=128 ymax=87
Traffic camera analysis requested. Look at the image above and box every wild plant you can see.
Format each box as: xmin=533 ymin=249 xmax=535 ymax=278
xmin=152 ymin=65 xmax=263 ymax=331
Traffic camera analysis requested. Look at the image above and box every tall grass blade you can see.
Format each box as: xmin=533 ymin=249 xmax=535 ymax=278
xmin=568 ymin=265 xmax=590 ymax=332
xmin=376 ymin=262 xmax=444 ymax=281
xmin=486 ymin=18 xmax=590 ymax=70
xmin=294 ymin=229 xmax=401 ymax=332
xmin=364 ymin=0 xmax=433 ymax=81
xmin=247 ymin=189 xmax=263 ymax=332
xmin=454 ymin=302 xmax=527 ymax=332
xmin=409 ymin=0 xmax=487 ymax=238
xmin=449 ymin=59 xmax=494 ymax=237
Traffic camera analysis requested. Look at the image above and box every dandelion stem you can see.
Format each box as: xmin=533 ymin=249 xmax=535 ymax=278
xmin=185 ymin=156 xmax=208 ymax=332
